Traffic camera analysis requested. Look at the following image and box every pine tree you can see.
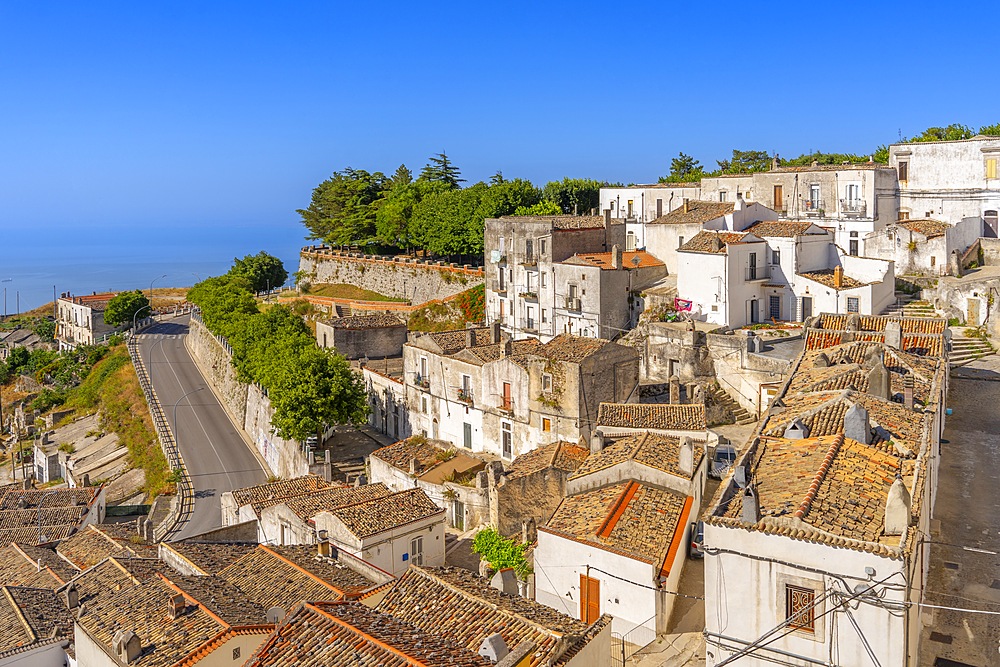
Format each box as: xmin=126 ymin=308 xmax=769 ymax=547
xmin=419 ymin=152 xmax=465 ymax=189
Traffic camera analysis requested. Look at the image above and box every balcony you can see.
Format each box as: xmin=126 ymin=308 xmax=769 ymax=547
xmin=564 ymin=296 xmax=582 ymax=312
xmin=490 ymin=279 xmax=507 ymax=296
xmin=499 ymin=397 xmax=514 ymax=413
xmin=520 ymin=290 xmax=538 ymax=302
xmin=802 ymin=199 xmax=826 ymax=217
xmin=744 ymin=266 xmax=770 ymax=282
xmin=840 ymin=199 xmax=868 ymax=217
xmin=457 ymin=388 xmax=473 ymax=405
xmin=414 ymin=373 xmax=430 ymax=390
xmin=519 ymin=252 xmax=537 ymax=267
xmin=523 ymin=319 xmax=538 ymax=334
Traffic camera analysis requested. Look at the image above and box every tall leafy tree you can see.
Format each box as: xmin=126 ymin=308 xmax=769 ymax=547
xmin=779 ymin=151 xmax=870 ymax=167
xmin=103 ymin=290 xmax=151 ymax=327
xmin=980 ymin=123 xmax=1000 ymax=136
xmin=659 ymin=152 xmax=706 ymax=183
xmin=390 ymin=164 xmax=412 ymax=187
xmin=910 ymin=124 xmax=975 ymax=142
xmin=541 ymin=178 xmax=603 ymax=215
xmin=229 ymin=251 xmax=287 ymax=293
xmin=717 ymin=149 xmax=773 ymax=174
xmin=418 ymin=152 xmax=465 ymax=189
xmin=296 ymin=168 xmax=387 ymax=246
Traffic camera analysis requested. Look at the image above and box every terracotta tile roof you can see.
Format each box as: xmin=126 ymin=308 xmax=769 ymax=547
xmin=796 ymin=269 xmax=872 ymax=290
xmin=66 ymin=557 xmax=166 ymax=607
xmin=467 ymin=338 xmax=541 ymax=364
xmin=0 ymin=544 xmax=71 ymax=588
xmin=815 ymin=313 xmax=946 ymax=336
xmin=56 ymin=524 xmax=153 ymax=570
xmin=504 ymin=441 xmax=590 ymax=481
xmin=322 ymin=488 xmax=443 ymax=539
xmin=231 ymin=475 xmax=334 ymax=510
xmin=243 ymin=601 xmax=489 ymax=667
xmin=570 ymin=432 xmax=703 ymax=481
xmin=597 ymin=402 xmax=707 ymax=431
xmin=544 ymin=481 xmax=691 ymax=566
xmin=278 ymin=483 xmax=391 ymax=522
xmin=536 ymin=333 xmax=612 ymax=363
xmin=218 ymin=545 xmax=372 ymax=609
xmin=562 ymin=250 xmax=665 ymax=270
xmin=0 ymin=525 xmax=75 ymax=548
xmin=427 ymin=327 xmax=494 ymax=354
xmin=743 ymin=220 xmax=820 ymax=238
xmin=0 ymin=487 xmax=100 ymax=510
xmin=0 ymin=507 xmax=87 ymax=531
xmin=158 ymin=574 xmax=267 ymax=627
xmin=371 ymin=437 xmax=446 ymax=473
xmin=898 ymin=219 xmax=951 ymax=239
xmin=266 ymin=545 xmax=392 ymax=588
xmin=375 ymin=566 xmax=597 ymax=667
xmin=323 ymin=314 xmax=405 ymax=329
xmin=678 ymin=230 xmax=752 ymax=254
xmin=60 ymin=292 xmax=119 ymax=311
xmin=0 ymin=586 xmax=73 ymax=655
xmin=650 ymin=201 xmax=735 ymax=226
xmin=162 ymin=542 xmax=258 ymax=575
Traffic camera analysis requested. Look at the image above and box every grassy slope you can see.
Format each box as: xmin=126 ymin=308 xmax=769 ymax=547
xmin=305 ymin=283 xmax=407 ymax=302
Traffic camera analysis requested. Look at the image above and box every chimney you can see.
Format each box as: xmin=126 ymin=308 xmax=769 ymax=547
xmin=491 ymin=320 xmax=501 ymax=344
xmin=783 ymin=418 xmax=810 ymax=439
xmin=867 ymin=359 xmax=890 ymax=401
xmin=884 ymin=474 xmax=911 ymax=536
xmin=317 ymin=529 xmax=330 ymax=558
xmin=466 ymin=329 xmax=475 ymax=348
xmin=490 ymin=568 xmax=519 ymax=596
xmin=63 ymin=584 xmax=79 ymax=610
xmin=884 ymin=321 xmax=902 ymax=350
xmin=903 ymin=375 xmax=915 ymax=410
xmin=502 ymin=336 xmax=512 ymax=358
xmin=591 ymin=431 xmax=604 ymax=453
xmin=812 ymin=159 xmax=819 ymax=167
xmin=833 ymin=265 xmax=844 ymax=289
xmin=813 ymin=352 xmax=830 ymax=368
xmin=611 ymin=244 xmax=623 ymax=270
xmin=409 ymin=457 xmax=420 ymax=475
xmin=710 ymin=235 xmax=723 ymax=253
xmin=479 ymin=633 xmax=510 ymax=664
xmin=683 ymin=198 xmax=690 ymax=214
xmin=844 ymin=404 xmax=871 ymax=444
xmin=741 ymin=486 xmax=761 ymax=524
xmin=771 ymin=156 xmax=779 ymax=171
xmin=167 ymin=594 xmax=186 ymax=620
xmin=603 ymin=208 xmax=611 ymax=227
xmin=678 ymin=436 xmax=694 ymax=477
xmin=521 ymin=518 xmax=536 ymax=544
xmin=112 ymin=630 xmax=141 ymax=665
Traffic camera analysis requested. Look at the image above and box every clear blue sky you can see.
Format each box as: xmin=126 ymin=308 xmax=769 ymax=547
xmin=2 ymin=1 xmax=999 ymax=231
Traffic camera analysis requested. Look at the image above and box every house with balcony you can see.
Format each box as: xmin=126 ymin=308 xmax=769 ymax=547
xmin=404 ymin=324 xmax=639 ymax=459
xmin=484 ymin=214 xmax=625 ymax=342
xmin=747 ymin=161 xmax=899 ymax=254
xmin=599 ymin=183 xmax=701 ymax=249
xmin=55 ymin=292 xmax=120 ymax=351
xmin=889 ymin=135 xmax=1000 ymax=236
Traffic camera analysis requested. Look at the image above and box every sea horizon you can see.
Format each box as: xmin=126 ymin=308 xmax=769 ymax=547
xmin=1 ymin=221 xmax=309 ymax=314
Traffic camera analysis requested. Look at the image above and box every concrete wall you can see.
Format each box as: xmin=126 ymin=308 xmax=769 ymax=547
xmin=700 ymin=176 xmax=753 ymax=204
xmin=244 ymin=385 xmax=308 ymax=479
xmin=707 ymin=333 xmax=795 ymax=416
xmin=260 ymin=503 xmax=315 ymax=546
xmin=643 ymin=222 xmax=704 ymax=275
xmin=490 ymin=466 xmax=572 ymax=537
xmin=192 ymin=635 xmax=269 ymax=667
xmin=316 ymin=321 xmax=407 ymax=360
xmin=186 ymin=319 xmax=248 ymax=425
xmin=363 ymin=369 xmax=410 ymax=441
xmin=299 ymin=248 xmax=484 ymax=305
xmin=177 ymin=520 xmax=260 ymax=545
xmin=600 ymin=184 xmax=701 ymax=223
xmin=982 ymin=237 xmax=1000 ymax=265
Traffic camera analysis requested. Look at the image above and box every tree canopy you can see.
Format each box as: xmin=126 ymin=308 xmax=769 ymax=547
xmin=229 ymin=251 xmax=288 ymax=293
xmin=541 ymin=178 xmax=604 ymax=215
xmin=419 ymin=152 xmax=465 ymax=189
xmin=659 ymin=152 xmax=706 ymax=183
xmin=296 ymin=168 xmax=387 ymax=246
xmin=104 ymin=290 xmax=151 ymax=327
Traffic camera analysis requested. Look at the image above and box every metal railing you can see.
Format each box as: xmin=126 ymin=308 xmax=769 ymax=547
xmin=127 ymin=320 xmax=194 ymax=541
xmin=564 ymin=296 xmax=582 ymax=311
xmin=744 ymin=266 xmax=770 ymax=281
xmin=802 ymin=199 xmax=826 ymax=215
xmin=611 ymin=617 xmax=657 ymax=666
xmin=840 ymin=199 xmax=867 ymax=215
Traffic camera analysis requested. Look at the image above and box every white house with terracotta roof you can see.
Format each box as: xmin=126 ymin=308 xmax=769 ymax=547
xmin=702 ymin=315 xmax=948 ymax=666
xmin=55 ymin=292 xmax=121 ymax=351
xmin=257 ymin=483 xmax=391 ymax=546
xmin=535 ymin=433 xmax=703 ymax=640
xmin=864 ymin=217 xmax=982 ymax=276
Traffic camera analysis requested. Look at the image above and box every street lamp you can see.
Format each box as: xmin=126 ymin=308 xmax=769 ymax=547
xmin=149 ymin=274 xmax=167 ymax=301
xmin=37 ymin=490 xmax=59 ymax=544
xmin=133 ymin=304 xmax=152 ymax=332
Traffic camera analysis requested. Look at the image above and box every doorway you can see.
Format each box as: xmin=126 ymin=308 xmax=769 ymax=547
xmin=967 ymin=298 xmax=981 ymax=325
xmin=801 ymin=297 xmax=813 ymax=320
xmin=580 ymin=574 xmax=600 ymax=623
xmin=750 ymin=299 xmax=759 ymax=324
xmin=773 ymin=185 xmax=784 ymax=213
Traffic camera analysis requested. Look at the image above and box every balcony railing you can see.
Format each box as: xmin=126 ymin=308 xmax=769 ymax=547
xmin=524 ymin=319 xmax=537 ymax=333
xmin=520 ymin=290 xmax=538 ymax=301
xmin=802 ymin=199 xmax=826 ymax=216
xmin=840 ymin=199 xmax=867 ymax=216
xmin=457 ymin=388 xmax=473 ymax=405
xmin=414 ymin=373 xmax=430 ymax=389
xmin=744 ymin=266 xmax=770 ymax=281
xmin=564 ymin=296 xmax=582 ymax=311
xmin=490 ymin=280 xmax=507 ymax=295
xmin=520 ymin=252 xmax=537 ymax=267
xmin=499 ymin=397 xmax=513 ymax=413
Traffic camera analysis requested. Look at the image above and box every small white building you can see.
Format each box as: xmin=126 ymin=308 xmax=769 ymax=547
xmin=535 ymin=432 xmax=704 ymax=639
xmin=55 ymin=292 xmax=119 ymax=351
xmin=220 ymin=474 xmax=333 ymax=526
xmin=258 ymin=483 xmax=391 ymax=546
xmin=864 ymin=218 xmax=982 ymax=276
xmin=313 ymin=487 xmax=446 ymax=577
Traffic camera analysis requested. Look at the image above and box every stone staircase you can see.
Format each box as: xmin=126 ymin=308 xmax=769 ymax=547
xmin=881 ymin=293 xmax=938 ymax=318
xmin=949 ymin=329 xmax=995 ymax=366
xmin=334 ymin=304 xmax=353 ymax=318
xmin=708 ymin=386 xmax=756 ymax=426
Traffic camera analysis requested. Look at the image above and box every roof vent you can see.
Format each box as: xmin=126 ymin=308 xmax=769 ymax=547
xmin=734 ymin=465 xmax=750 ymax=489
xmin=813 ymin=352 xmax=830 ymax=368
xmin=884 ymin=474 xmax=911 ymax=536
xmin=64 ymin=584 xmax=79 ymax=610
xmin=479 ymin=633 xmax=510 ymax=664
xmin=112 ymin=630 xmax=142 ymax=664
xmin=783 ymin=418 xmax=810 ymax=439
xmin=678 ymin=437 xmax=694 ymax=477
xmin=490 ymin=568 xmax=519 ymax=596
xmin=167 ymin=594 xmax=186 ymax=620
xmin=266 ymin=606 xmax=286 ymax=624
xmin=844 ymin=404 xmax=871 ymax=445
xmin=741 ymin=486 xmax=761 ymax=524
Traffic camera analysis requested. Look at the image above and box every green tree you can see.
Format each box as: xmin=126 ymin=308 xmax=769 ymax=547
xmin=228 ymin=251 xmax=288 ymax=293
xmin=187 ymin=275 xmax=258 ymax=337
xmin=910 ymin=124 xmax=975 ymax=142
xmin=103 ymin=290 xmax=151 ymax=327
xmin=390 ymin=164 xmax=412 ymax=187
xmin=717 ymin=149 xmax=773 ymax=174
xmin=873 ymin=145 xmax=890 ymax=164
xmin=375 ymin=179 xmax=438 ymax=250
xmin=779 ymin=151 xmax=870 ymax=167
xmin=541 ymin=178 xmax=604 ymax=215
xmin=418 ymin=152 xmax=465 ymax=189
xmin=514 ymin=200 xmax=562 ymax=215
xmin=979 ymin=123 xmax=1000 ymax=136
xmin=660 ymin=152 xmax=706 ymax=183
xmin=296 ymin=168 xmax=387 ymax=246
xmin=472 ymin=527 xmax=531 ymax=578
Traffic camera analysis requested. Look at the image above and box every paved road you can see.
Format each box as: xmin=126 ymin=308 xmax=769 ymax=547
xmin=136 ymin=317 xmax=266 ymax=539
xmin=918 ymin=364 xmax=1000 ymax=666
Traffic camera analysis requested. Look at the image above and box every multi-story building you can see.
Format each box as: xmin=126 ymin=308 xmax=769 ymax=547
xmin=599 ymin=183 xmax=701 ymax=248
xmin=404 ymin=324 xmax=639 ymax=458
xmin=484 ymin=214 xmax=625 ymax=342
xmin=55 ymin=292 xmax=119 ymax=350
xmin=890 ymin=135 xmax=1000 ymax=236
xmin=864 ymin=217 xmax=982 ymax=276
xmin=703 ymin=314 xmax=948 ymax=666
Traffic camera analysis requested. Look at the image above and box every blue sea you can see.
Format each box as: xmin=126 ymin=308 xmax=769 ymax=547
xmin=1 ymin=222 xmax=309 ymax=313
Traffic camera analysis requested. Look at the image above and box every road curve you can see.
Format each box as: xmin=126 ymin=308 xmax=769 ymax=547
xmin=136 ymin=317 xmax=266 ymax=539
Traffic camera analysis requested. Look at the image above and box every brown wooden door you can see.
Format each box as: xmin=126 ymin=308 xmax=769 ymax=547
xmin=773 ymin=185 xmax=783 ymax=212
xmin=502 ymin=382 xmax=512 ymax=411
xmin=580 ymin=574 xmax=600 ymax=623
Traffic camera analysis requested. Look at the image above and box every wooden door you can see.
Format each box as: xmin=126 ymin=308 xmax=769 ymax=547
xmin=502 ymin=382 xmax=512 ymax=411
xmin=580 ymin=574 xmax=600 ymax=623
xmin=968 ymin=298 xmax=980 ymax=325
xmin=773 ymin=185 xmax=783 ymax=212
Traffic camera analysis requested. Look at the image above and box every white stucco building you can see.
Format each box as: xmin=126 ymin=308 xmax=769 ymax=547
xmin=864 ymin=218 xmax=982 ymax=276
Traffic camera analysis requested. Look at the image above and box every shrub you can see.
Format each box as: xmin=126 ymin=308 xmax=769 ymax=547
xmin=472 ymin=527 xmax=531 ymax=578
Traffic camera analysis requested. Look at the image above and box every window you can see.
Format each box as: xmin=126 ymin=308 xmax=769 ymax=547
xmin=542 ymin=417 xmax=551 ymax=432
xmin=849 ymin=240 xmax=858 ymax=256
xmin=931 ymin=255 xmax=936 ymax=267
xmin=785 ymin=584 xmax=816 ymax=633
xmin=627 ymin=199 xmax=634 ymax=217
xmin=769 ymin=295 xmax=780 ymax=320
xmin=541 ymin=309 xmax=547 ymax=323
xmin=502 ymin=422 xmax=512 ymax=458
xmin=847 ymin=297 xmax=860 ymax=313
xmin=541 ymin=272 xmax=547 ymax=288
xmin=410 ymin=536 xmax=424 ymax=566
xmin=540 ymin=238 xmax=547 ymax=255
xmin=809 ymin=184 xmax=820 ymax=209
xmin=525 ymin=239 xmax=534 ymax=261
xmin=463 ymin=422 xmax=472 ymax=448
xmin=233 ymin=647 xmax=241 ymax=660
xmin=845 ymin=183 xmax=860 ymax=203
xmin=420 ymin=356 xmax=428 ymax=380
xmin=987 ymin=158 xmax=997 ymax=180
xmin=719 ymin=191 xmax=728 ymax=202
xmin=656 ymin=198 xmax=663 ymax=217
xmin=461 ymin=374 xmax=471 ymax=396
xmin=499 ymin=236 xmax=505 ymax=253
xmin=542 ymin=373 xmax=553 ymax=392
xmin=421 ymin=396 xmax=428 ymax=413
xmin=898 ymin=161 xmax=908 ymax=182
xmin=678 ymin=235 xmax=685 ymax=249
xmin=526 ymin=306 xmax=535 ymax=330
xmin=626 ymin=231 xmax=636 ymax=252
xmin=771 ymin=249 xmax=780 ymax=265
xmin=899 ymin=211 xmax=910 ymax=221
